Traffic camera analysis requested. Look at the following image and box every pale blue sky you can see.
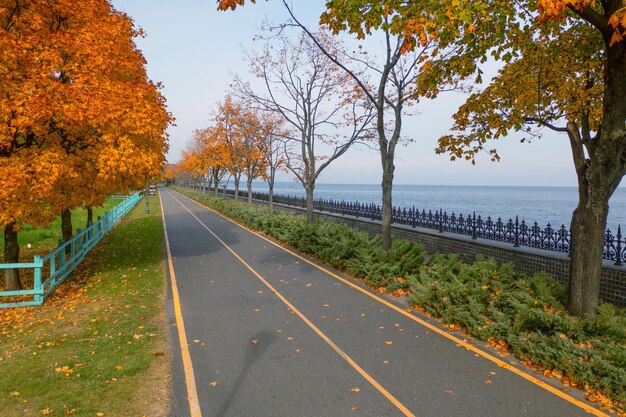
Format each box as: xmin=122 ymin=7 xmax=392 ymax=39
xmin=112 ymin=0 xmax=578 ymax=186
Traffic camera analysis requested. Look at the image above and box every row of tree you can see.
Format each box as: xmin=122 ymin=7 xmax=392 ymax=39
xmin=174 ymin=0 xmax=626 ymax=318
xmin=1 ymin=1 xmax=172 ymax=290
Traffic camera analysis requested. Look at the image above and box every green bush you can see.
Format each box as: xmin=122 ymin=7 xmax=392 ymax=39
xmin=410 ymin=254 xmax=626 ymax=405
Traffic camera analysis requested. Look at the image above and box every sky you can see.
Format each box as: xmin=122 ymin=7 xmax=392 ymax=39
xmin=111 ymin=0 xmax=578 ymax=187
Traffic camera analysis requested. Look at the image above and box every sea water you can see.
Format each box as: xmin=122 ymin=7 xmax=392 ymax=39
xmin=248 ymin=181 xmax=626 ymax=231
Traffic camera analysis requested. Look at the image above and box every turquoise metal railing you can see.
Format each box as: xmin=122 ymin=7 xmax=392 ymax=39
xmin=0 ymin=192 xmax=143 ymax=308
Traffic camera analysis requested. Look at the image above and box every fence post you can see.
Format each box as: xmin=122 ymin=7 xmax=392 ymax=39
xmin=472 ymin=212 xmax=477 ymax=240
xmin=34 ymin=255 xmax=43 ymax=304
xmin=438 ymin=208 xmax=443 ymax=233
xmin=514 ymin=215 xmax=520 ymax=247
xmin=615 ymin=225 xmax=623 ymax=266
xmin=76 ymin=229 xmax=83 ymax=257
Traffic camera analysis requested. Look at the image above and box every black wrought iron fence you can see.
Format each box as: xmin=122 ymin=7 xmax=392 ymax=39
xmin=203 ymin=185 xmax=625 ymax=266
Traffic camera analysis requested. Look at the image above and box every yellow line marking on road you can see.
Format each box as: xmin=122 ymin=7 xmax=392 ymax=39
xmin=171 ymin=188 xmax=610 ymax=417
xmin=166 ymin=190 xmax=415 ymax=417
xmin=160 ymin=193 xmax=202 ymax=417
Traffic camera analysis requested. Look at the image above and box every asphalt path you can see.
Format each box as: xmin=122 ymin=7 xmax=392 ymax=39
xmin=161 ymin=188 xmax=608 ymax=417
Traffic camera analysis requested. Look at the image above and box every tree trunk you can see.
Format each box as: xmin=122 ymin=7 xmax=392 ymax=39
xmin=247 ymin=177 xmax=253 ymax=204
xmin=305 ymin=184 xmax=314 ymax=224
xmin=268 ymin=183 xmax=274 ymax=216
xmin=567 ymin=196 xmax=608 ymax=317
xmin=61 ymin=208 xmax=73 ymax=256
xmin=566 ymin=38 xmax=626 ymax=317
xmin=214 ymin=178 xmax=219 ymax=197
xmin=87 ymin=207 xmax=93 ymax=228
xmin=3 ymin=223 xmax=21 ymax=290
xmin=234 ymin=176 xmax=240 ymax=201
xmin=381 ymin=160 xmax=394 ymax=251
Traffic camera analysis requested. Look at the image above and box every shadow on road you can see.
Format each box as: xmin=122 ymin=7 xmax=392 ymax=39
xmin=217 ymin=330 xmax=276 ymax=417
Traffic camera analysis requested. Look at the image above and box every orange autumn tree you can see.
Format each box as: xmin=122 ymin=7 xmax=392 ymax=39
xmin=211 ymin=96 xmax=269 ymax=202
xmin=180 ymin=127 xmax=230 ymax=195
xmin=0 ymin=0 xmax=170 ymax=290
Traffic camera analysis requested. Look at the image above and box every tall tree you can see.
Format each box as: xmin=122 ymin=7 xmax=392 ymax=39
xmin=235 ymin=32 xmax=374 ymax=223
xmin=221 ymin=0 xmax=477 ymax=248
xmin=0 ymin=0 xmax=170 ymax=289
xmin=436 ymin=0 xmax=626 ymax=317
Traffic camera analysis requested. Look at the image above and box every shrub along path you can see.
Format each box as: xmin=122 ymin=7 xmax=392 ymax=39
xmin=162 ymin=188 xmax=619 ymax=417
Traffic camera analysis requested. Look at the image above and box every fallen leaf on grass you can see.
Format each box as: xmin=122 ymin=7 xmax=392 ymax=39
xmin=10 ymin=391 xmax=20 ymax=396
xmin=41 ymin=409 xmax=52 ymax=415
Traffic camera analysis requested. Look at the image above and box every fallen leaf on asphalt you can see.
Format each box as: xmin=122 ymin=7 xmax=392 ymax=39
xmin=385 ymin=340 xmax=393 ymax=345
xmin=294 ymin=348 xmax=300 ymax=353
xmin=351 ymin=406 xmax=359 ymax=411
xmin=444 ymin=389 xmax=454 ymax=396
xmin=383 ymin=360 xmax=390 ymax=364
xmin=193 ymin=340 xmax=200 ymax=343
xmin=209 ymin=380 xmax=218 ymax=388
xmin=256 ymin=290 xmax=263 ymax=294
xmin=351 ymin=387 xmax=360 ymax=393
xmin=323 ymin=304 xmax=330 ymax=307
xmin=485 ymin=380 xmax=492 ymax=384
xmin=254 ymin=309 xmax=261 ymax=312
xmin=305 ymin=283 xmax=313 ymax=287
xmin=424 ymin=331 xmax=430 ymax=335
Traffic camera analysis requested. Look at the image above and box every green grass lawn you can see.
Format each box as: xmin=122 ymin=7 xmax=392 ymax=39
xmin=0 ymin=199 xmax=121 ymax=262
xmin=0 ymin=193 xmax=169 ymax=416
